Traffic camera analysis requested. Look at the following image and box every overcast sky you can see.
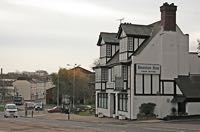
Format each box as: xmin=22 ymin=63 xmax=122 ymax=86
xmin=0 ymin=0 xmax=199 ymax=74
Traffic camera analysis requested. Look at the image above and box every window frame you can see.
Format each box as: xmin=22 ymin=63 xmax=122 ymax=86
xmin=118 ymin=93 xmax=128 ymax=112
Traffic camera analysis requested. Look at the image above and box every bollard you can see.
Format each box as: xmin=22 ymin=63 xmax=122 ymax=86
xmin=65 ymin=109 xmax=70 ymax=120
xmin=31 ymin=110 xmax=33 ymax=118
xmin=25 ymin=110 xmax=27 ymax=117
xmin=68 ymin=113 xmax=70 ymax=120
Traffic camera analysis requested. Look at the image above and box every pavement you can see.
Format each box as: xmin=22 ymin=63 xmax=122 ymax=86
xmin=18 ymin=110 xmax=163 ymax=124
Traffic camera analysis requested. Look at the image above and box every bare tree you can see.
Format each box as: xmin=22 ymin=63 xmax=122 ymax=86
xmin=90 ymin=58 xmax=100 ymax=70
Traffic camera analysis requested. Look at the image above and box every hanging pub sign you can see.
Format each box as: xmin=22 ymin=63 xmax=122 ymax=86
xmin=136 ymin=64 xmax=160 ymax=74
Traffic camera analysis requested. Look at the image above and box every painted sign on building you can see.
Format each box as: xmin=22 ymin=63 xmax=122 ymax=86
xmin=136 ymin=64 xmax=160 ymax=74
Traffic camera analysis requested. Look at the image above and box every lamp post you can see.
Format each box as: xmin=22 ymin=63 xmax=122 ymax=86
xmin=57 ymin=69 xmax=60 ymax=106
xmin=67 ymin=64 xmax=80 ymax=108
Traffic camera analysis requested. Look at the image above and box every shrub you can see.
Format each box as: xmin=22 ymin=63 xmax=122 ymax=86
xmin=137 ymin=103 xmax=156 ymax=119
xmin=0 ymin=105 xmax=4 ymax=112
xmin=139 ymin=103 xmax=156 ymax=115
xmin=171 ymin=107 xmax=177 ymax=116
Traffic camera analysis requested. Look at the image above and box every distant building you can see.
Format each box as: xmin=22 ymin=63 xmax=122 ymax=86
xmin=12 ymin=77 xmax=54 ymax=104
xmin=1 ymin=70 xmax=53 ymax=104
xmin=69 ymin=66 xmax=95 ymax=104
xmin=94 ymin=3 xmax=200 ymax=120
xmin=0 ymin=79 xmax=15 ymax=103
xmin=22 ymin=70 xmax=48 ymax=77
xmin=13 ymin=78 xmax=32 ymax=101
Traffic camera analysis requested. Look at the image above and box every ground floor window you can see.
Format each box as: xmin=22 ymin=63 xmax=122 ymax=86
xmin=97 ymin=93 xmax=108 ymax=109
xmin=118 ymin=93 xmax=128 ymax=112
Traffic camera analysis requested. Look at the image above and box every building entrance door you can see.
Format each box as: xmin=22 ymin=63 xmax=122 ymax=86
xmin=178 ymin=102 xmax=186 ymax=114
xmin=111 ymin=94 xmax=116 ymax=114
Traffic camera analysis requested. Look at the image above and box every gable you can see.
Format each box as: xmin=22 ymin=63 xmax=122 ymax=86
xmin=101 ymin=39 xmax=105 ymax=45
xmin=120 ymin=30 xmax=127 ymax=38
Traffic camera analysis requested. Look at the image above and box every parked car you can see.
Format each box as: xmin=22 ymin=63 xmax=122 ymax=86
xmin=4 ymin=103 xmax=18 ymax=118
xmin=35 ymin=102 xmax=43 ymax=111
xmin=47 ymin=106 xmax=63 ymax=113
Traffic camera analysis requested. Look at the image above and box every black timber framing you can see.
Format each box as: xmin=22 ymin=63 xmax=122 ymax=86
xmin=134 ymin=66 xmax=176 ymax=96
xmin=185 ymin=98 xmax=200 ymax=102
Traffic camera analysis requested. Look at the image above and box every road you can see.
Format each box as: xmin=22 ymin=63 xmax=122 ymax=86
xmin=0 ymin=112 xmax=200 ymax=132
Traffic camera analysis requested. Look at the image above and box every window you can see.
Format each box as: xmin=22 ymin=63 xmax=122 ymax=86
xmin=95 ymin=69 xmax=101 ymax=81
xmin=106 ymin=44 xmax=112 ymax=57
xmin=111 ymin=67 xmax=114 ymax=81
xmin=122 ymin=65 xmax=127 ymax=80
xmin=101 ymin=68 xmax=108 ymax=81
xmin=134 ymin=38 xmax=145 ymax=51
xmin=100 ymin=45 xmax=106 ymax=57
xmin=128 ymin=37 xmax=133 ymax=51
xmin=120 ymin=38 xmax=127 ymax=52
xmin=111 ymin=66 xmax=121 ymax=82
xmin=98 ymin=93 xmax=108 ymax=109
xmin=118 ymin=94 xmax=128 ymax=111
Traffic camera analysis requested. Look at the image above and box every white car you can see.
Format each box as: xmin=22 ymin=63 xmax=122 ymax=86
xmin=4 ymin=103 xmax=18 ymax=118
xmin=34 ymin=102 xmax=43 ymax=110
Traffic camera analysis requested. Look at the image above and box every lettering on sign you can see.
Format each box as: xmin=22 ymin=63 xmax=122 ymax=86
xmin=136 ymin=64 xmax=160 ymax=74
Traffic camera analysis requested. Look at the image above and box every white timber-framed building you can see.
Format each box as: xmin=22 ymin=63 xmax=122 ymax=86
xmin=94 ymin=3 xmax=200 ymax=120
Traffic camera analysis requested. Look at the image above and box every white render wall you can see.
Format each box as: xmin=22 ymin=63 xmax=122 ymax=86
xmin=186 ymin=103 xmax=200 ymax=115
xmin=161 ymin=27 xmax=189 ymax=79
xmin=132 ymin=96 xmax=176 ymax=119
xmin=13 ymin=80 xmax=31 ymax=101
xmin=132 ymin=27 xmax=189 ymax=79
xmin=189 ymin=53 xmax=200 ymax=74
xmin=130 ymin=26 xmax=189 ymax=119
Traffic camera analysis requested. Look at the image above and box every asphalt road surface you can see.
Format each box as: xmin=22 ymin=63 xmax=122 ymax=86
xmin=0 ymin=113 xmax=200 ymax=132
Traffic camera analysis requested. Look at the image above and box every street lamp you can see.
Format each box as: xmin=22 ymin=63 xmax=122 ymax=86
xmin=57 ymin=71 xmax=60 ymax=106
xmin=67 ymin=64 xmax=80 ymax=108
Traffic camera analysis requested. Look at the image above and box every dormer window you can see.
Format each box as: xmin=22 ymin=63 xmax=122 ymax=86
xmin=134 ymin=38 xmax=145 ymax=51
xmin=97 ymin=32 xmax=119 ymax=64
xmin=106 ymin=44 xmax=112 ymax=57
xmin=128 ymin=37 xmax=133 ymax=51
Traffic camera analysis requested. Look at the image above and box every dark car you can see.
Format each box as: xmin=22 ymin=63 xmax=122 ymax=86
xmin=47 ymin=106 xmax=63 ymax=113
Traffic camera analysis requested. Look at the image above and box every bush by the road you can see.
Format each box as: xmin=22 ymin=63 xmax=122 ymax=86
xmin=0 ymin=104 xmax=4 ymax=112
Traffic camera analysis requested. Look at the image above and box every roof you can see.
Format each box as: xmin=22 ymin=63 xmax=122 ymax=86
xmin=171 ymin=95 xmax=186 ymax=103
xmin=133 ymin=21 xmax=161 ymax=55
xmin=117 ymin=23 xmax=153 ymax=38
xmin=106 ymin=51 xmax=119 ymax=66
xmin=175 ymin=75 xmax=200 ymax=98
xmin=97 ymin=32 xmax=119 ymax=46
xmin=70 ymin=66 xmax=93 ymax=74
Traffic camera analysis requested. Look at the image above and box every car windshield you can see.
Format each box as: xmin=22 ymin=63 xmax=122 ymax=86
xmin=53 ymin=106 xmax=58 ymax=109
xmin=7 ymin=105 xmax=17 ymax=109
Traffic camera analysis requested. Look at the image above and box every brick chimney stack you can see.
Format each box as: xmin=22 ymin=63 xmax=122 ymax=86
xmin=160 ymin=2 xmax=177 ymax=31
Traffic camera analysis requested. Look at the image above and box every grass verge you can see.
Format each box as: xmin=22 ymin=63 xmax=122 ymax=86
xmin=78 ymin=110 xmax=94 ymax=116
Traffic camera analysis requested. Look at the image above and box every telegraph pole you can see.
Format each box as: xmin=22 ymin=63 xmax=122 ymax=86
xmin=1 ymin=68 xmax=3 ymax=101
xmin=57 ymin=70 xmax=60 ymax=106
xmin=1 ymin=68 xmax=4 ymax=104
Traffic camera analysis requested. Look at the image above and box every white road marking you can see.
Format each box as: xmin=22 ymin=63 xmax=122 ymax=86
xmin=145 ymin=126 xmax=200 ymax=132
xmin=145 ymin=127 xmax=177 ymax=132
